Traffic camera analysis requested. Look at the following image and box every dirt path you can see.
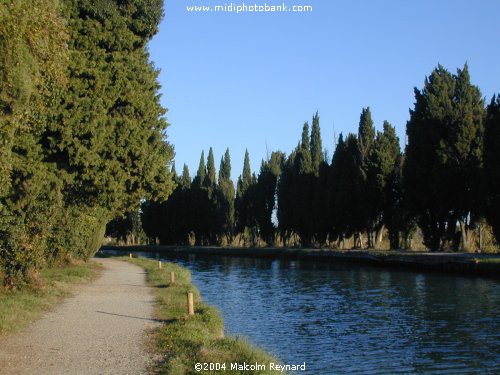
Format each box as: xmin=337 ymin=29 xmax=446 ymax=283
xmin=0 ymin=258 xmax=160 ymax=375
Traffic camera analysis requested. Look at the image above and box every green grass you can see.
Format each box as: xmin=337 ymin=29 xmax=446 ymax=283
xmin=473 ymin=257 xmax=500 ymax=264
xmin=126 ymin=256 xmax=288 ymax=375
xmin=0 ymin=261 xmax=100 ymax=335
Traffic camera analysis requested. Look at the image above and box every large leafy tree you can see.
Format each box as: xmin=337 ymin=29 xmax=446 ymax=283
xmin=404 ymin=64 xmax=484 ymax=251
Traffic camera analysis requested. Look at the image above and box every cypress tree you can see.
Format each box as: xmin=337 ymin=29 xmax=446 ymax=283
xmin=310 ymin=111 xmax=323 ymax=175
xmin=329 ymin=133 xmax=365 ymax=247
xmin=194 ymin=150 xmax=206 ymax=187
xmin=219 ymin=148 xmax=232 ymax=181
xmin=277 ymin=121 xmax=314 ymax=246
xmin=171 ymin=163 xmax=178 ymax=180
xmin=240 ymin=149 xmax=252 ymax=194
xmin=356 ymin=107 xmax=376 ymax=247
xmin=205 ymin=147 xmax=216 ymax=193
xmin=217 ymin=148 xmax=235 ymax=243
xmin=254 ymin=151 xmax=284 ymax=245
xmin=328 ymin=134 xmax=346 ymax=243
xmin=49 ymin=0 xmax=175 ymax=215
xmin=384 ymin=154 xmax=417 ymax=249
xmin=367 ymin=121 xmax=401 ymax=246
xmin=358 ymin=107 xmax=375 ymax=160
xmin=484 ymin=95 xmax=500 ymax=242
xmin=297 ymin=122 xmax=313 ymax=174
xmin=404 ymin=64 xmax=484 ymax=251
xmin=277 ymin=151 xmax=295 ymax=245
xmin=181 ymin=164 xmax=191 ymax=189
xmin=236 ymin=149 xmax=252 ymax=236
xmin=0 ymin=0 xmax=68 ymax=286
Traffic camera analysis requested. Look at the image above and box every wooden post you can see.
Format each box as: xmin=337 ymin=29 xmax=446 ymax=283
xmin=170 ymin=271 xmax=175 ymax=284
xmin=129 ymin=253 xmax=132 ymax=259
xmin=187 ymin=292 xmax=194 ymax=315
xmin=158 ymin=260 xmax=162 ymax=270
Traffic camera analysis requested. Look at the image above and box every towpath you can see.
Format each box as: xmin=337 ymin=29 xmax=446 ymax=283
xmin=0 ymin=258 xmax=159 ymax=374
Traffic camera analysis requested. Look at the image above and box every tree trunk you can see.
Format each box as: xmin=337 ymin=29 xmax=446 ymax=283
xmin=459 ymin=220 xmax=473 ymax=252
xmin=376 ymin=225 xmax=385 ymax=245
xmin=366 ymin=228 xmax=373 ymax=248
xmin=478 ymin=224 xmax=483 ymax=252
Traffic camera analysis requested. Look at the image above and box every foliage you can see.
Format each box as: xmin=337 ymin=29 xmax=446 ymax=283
xmin=484 ymin=95 xmax=500 ymax=242
xmin=0 ymin=0 xmax=175 ymax=287
xmin=404 ymin=64 xmax=484 ymax=251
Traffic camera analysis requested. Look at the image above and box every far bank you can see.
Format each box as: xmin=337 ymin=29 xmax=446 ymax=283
xmin=101 ymin=245 xmax=500 ymax=279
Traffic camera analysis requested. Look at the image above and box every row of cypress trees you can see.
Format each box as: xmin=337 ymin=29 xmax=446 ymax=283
xmin=0 ymin=0 xmax=174 ymax=287
xmin=141 ymin=64 xmax=499 ymax=252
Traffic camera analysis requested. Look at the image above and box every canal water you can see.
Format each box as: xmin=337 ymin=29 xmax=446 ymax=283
xmin=130 ymin=251 xmax=499 ymax=374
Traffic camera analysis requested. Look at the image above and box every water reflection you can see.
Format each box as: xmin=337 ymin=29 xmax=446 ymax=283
xmin=125 ymin=251 xmax=499 ymax=374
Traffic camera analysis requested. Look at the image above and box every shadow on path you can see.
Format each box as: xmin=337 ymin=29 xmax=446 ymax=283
xmin=95 ymin=310 xmax=175 ymax=324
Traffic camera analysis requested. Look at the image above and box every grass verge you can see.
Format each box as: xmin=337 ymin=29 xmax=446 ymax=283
xmin=0 ymin=261 xmax=100 ymax=335
xmin=126 ymin=256 xmax=288 ymax=375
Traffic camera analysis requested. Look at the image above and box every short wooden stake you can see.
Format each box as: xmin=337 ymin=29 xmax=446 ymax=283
xmin=158 ymin=260 xmax=162 ymax=270
xmin=187 ymin=292 xmax=194 ymax=315
xmin=129 ymin=253 xmax=132 ymax=259
xmin=170 ymin=271 xmax=175 ymax=284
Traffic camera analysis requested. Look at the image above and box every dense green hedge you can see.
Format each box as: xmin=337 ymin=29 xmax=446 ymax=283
xmin=0 ymin=0 xmax=174 ymax=287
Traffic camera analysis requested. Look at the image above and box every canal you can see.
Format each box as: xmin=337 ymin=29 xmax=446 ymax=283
xmin=133 ymin=252 xmax=499 ymax=374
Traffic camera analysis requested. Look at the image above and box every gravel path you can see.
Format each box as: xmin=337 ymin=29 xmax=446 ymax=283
xmin=0 ymin=258 xmax=160 ymax=375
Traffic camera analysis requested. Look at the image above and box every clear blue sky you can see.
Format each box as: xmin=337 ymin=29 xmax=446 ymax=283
xmin=148 ymin=0 xmax=500 ymax=181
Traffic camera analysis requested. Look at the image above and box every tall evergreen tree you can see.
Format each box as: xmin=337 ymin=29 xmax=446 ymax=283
xmin=484 ymin=95 xmax=500 ymax=242
xmin=194 ymin=150 xmax=206 ymax=187
xmin=366 ymin=121 xmax=401 ymax=246
xmin=205 ymin=147 xmax=216 ymax=193
xmin=356 ymin=107 xmax=376 ymax=247
xmin=326 ymin=134 xmax=346 ymax=243
xmin=0 ymin=0 xmax=69 ymax=285
xmin=240 ymin=149 xmax=252 ymax=194
xmin=254 ymin=151 xmax=285 ymax=245
xmin=217 ymin=148 xmax=235 ymax=243
xmin=219 ymin=148 xmax=232 ymax=181
xmin=329 ymin=134 xmax=366 ymax=247
xmin=277 ymin=120 xmax=315 ymax=246
xmin=404 ymin=64 xmax=484 ymax=251
xmin=181 ymin=164 xmax=191 ymax=189
xmin=384 ymin=154 xmax=417 ymax=249
xmin=358 ymin=107 xmax=375 ymax=160
xmin=236 ymin=149 xmax=252 ymax=236
xmin=310 ymin=111 xmax=323 ymax=175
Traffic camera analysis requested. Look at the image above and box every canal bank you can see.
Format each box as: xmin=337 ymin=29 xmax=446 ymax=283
xmin=121 ymin=256 xmax=286 ymax=375
xmin=102 ymin=245 xmax=500 ymax=278
xmin=104 ymin=249 xmax=500 ymax=374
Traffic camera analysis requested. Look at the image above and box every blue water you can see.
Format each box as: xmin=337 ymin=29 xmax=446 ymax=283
xmin=128 ymin=252 xmax=500 ymax=374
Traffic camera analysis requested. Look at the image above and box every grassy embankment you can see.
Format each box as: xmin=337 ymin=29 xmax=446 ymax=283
xmin=126 ymin=256 xmax=286 ymax=375
xmin=0 ymin=261 xmax=100 ymax=335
